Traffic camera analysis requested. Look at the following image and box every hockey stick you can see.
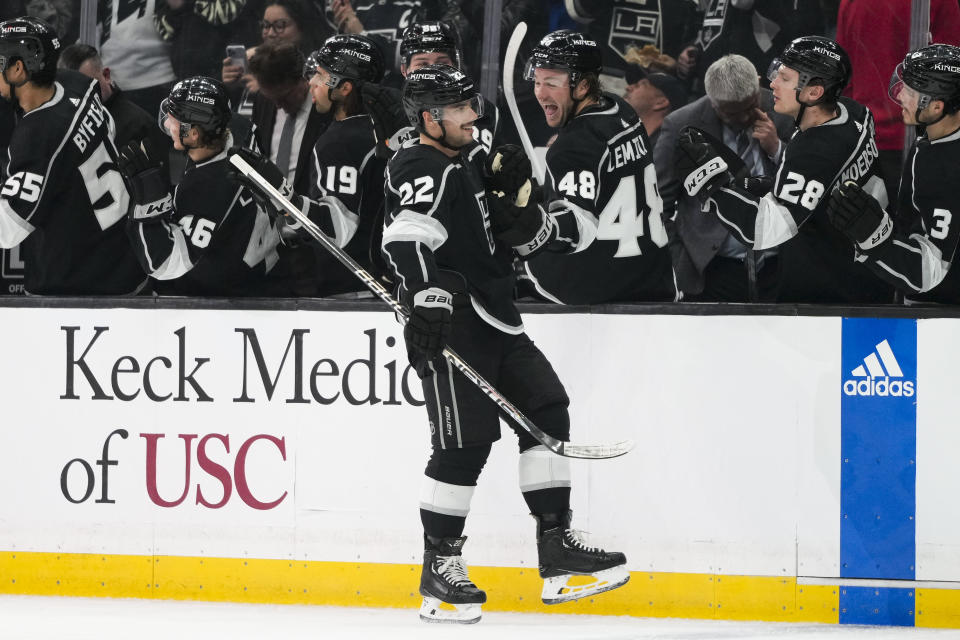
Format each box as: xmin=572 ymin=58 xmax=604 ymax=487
xmin=229 ymin=154 xmax=633 ymax=460
xmin=503 ymin=21 xmax=546 ymax=185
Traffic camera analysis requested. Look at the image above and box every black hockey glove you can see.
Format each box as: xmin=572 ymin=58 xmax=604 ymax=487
xmin=675 ymin=126 xmax=732 ymax=202
xmin=827 ymin=181 xmax=893 ymax=250
xmin=360 ymin=83 xmax=410 ymax=158
xmin=117 ymin=139 xmax=173 ymax=221
xmin=404 ymin=284 xmax=453 ymax=361
xmin=488 ymin=190 xmax=555 ymax=257
xmin=485 ymin=144 xmax=532 ymax=197
xmin=227 ymin=146 xmax=295 ymax=218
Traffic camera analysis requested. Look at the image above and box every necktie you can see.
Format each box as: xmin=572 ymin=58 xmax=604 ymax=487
xmin=275 ymin=111 xmax=297 ymax=180
xmin=736 ymin=128 xmax=751 ymax=163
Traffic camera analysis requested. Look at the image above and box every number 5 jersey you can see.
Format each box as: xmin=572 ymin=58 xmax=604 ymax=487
xmin=0 ymin=70 xmax=146 ymax=295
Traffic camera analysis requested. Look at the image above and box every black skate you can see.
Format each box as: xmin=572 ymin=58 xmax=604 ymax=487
xmin=534 ymin=511 xmax=629 ymax=604
xmin=419 ymin=535 xmax=486 ymax=624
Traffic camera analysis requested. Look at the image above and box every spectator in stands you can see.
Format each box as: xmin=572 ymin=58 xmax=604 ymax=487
xmin=654 ymin=54 xmax=792 ymax=302
xmin=622 ymin=65 xmax=688 ymax=149
xmin=99 ymin=0 xmax=177 ymax=118
xmin=221 ymin=0 xmax=327 ymax=111
xmin=680 ymin=0 xmax=825 ymax=98
xmin=155 ymin=0 xmax=265 ymax=80
xmin=836 ymin=0 xmax=960 ymax=205
xmin=58 ymin=44 xmax=169 ymax=158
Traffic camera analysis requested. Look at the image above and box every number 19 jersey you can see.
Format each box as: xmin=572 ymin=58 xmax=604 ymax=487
xmin=0 ymin=70 xmax=145 ymax=295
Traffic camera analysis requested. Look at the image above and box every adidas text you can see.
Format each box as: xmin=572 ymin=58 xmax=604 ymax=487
xmin=842 ymin=377 xmax=914 ymax=397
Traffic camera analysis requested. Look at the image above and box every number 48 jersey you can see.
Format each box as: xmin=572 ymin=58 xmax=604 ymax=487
xmin=522 ymin=93 xmax=678 ymax=304
xmin=0 ymin=70 xmax=145 ymax=294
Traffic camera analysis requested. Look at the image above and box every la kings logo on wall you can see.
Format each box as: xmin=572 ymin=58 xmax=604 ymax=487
xmin=1 ymin=246 xmax=25 ymax=295
xmin=609 ymin=0 xmax=664 ymax=61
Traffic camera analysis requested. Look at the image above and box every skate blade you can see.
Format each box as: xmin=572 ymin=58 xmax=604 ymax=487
xmin=419 ymin=597 xmax=481 ymax=624
xmin=541 ymin=565 xmax=630 ymax=604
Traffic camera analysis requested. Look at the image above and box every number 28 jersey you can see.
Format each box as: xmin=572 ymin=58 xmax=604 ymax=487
xmin=523 ymin=93 xmax=678 ymax=304
xmin=0 ymin=70 xmax=145 ymax=295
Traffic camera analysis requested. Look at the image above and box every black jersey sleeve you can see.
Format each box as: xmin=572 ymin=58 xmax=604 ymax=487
xmin=708 ymin=132 xmax=836 ymax=249
xmin=0 ymin=81 xmax=129 ymax=248
xmin=856 ymin=141 xmax=960 ymax=294
xmin=542 ymin=136 xmax=599 ymax=254
xmin=381 ymin=147 xmax=453 ymax=293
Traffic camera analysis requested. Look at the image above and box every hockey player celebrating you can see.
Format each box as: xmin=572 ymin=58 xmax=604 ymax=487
xmin=0 ymin=17 xmax=146 ymax=295
xmin=520 ymin=30 xmax=679 ymax=304
xmin=675 ymin=36 xmax=894 ymax=303
xmin=303 ymin=34 xmax=387 ymax=296
xmin=827 ymin=44 xmax=960 ymax=304
xmin=398 ymin=21 xmax=499 ymax=154
xmin=123 ymin=76 xmax=356 ymax=296
xmin=382 ymin=64 xmax=628 ymax=624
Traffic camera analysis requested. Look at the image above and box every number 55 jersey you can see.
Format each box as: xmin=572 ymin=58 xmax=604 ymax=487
xmin=521 ymin=93 xmax=678 ymax=305
xmin=0 ymin=70 xmax=146 ymax=295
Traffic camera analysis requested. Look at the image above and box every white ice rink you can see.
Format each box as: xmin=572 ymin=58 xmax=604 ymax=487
xmin=1 ymin=596 xmax=957 ymax=640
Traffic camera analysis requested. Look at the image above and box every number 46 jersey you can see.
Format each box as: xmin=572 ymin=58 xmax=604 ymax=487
xmin=521 ymin=93 xmax=678 ymax=304
xmin=0 ymin=70 xmax=145 ymax=295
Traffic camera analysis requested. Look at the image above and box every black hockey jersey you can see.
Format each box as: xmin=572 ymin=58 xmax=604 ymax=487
xmin=383 ymin=140 xmax=522 ymax=333
xmin=128 ymin=117 xmax=291 ymax=297
xmin=566 ymin=0 xmax=700 ymax=65
xmin=0 ymin=70 xmax=146 ymax=295
xmin=309 ymin=114 xmax=386 ymax=296
xmin=708 ymin=97 xmax=894 ymax=303
xmin=523 ymin=93 xmax=677 ymax=305
xmin=856 ymin=126 xmax=960 ymax=304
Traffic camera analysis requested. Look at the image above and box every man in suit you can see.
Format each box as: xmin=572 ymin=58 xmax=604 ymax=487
xmin=249 ymin=40 xmax=333 ymax=294
xmin=654 ymin=54 xmax=793 ymax=301
xmin=249 ymin=40 xmax=332 ymax=196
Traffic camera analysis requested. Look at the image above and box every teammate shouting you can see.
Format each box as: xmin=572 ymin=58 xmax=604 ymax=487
xmin=520 ymin=30 xmax=678 ymax=304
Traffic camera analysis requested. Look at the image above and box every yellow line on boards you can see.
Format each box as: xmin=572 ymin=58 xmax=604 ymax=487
xmin=3 ymin=551 xmax=956 ymax=627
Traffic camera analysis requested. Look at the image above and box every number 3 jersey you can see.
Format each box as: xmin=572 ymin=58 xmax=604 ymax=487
xmin=382 ymin=140 xmax=523 ymax=333
xmin=854 ymin=127 xmax=960 ymax=304
xmin=706 ymin=96 xmax=894 ymax=303
xmin=522 ymin=93 xmax=678 ymax=305
xmin=0 ymin=70 xmax=146 ymax=295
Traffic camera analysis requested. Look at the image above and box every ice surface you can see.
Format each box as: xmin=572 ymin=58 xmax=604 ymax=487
xmin=0 ymin=595 xmax=956 ymax=640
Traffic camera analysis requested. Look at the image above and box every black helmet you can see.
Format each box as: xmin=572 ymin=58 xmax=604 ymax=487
xmin=769 ymin=36 xmax=851 ymax=101
xmin=402 ymin=63 xmax=483 ymax=132
xmin=523 ymin=30 xmax=602 ymax=87
xmin=0 ymin=16 xmax=61 ymax=84
xmin=159 ymin=76 xmax=231 ymax=141
xmin=400 ymin=21 xmax=462 ymax=71
xmin=890 ymin=44 xmax=960 ymax=114
xmin=305 ymin=34 xmax=385 ymax=87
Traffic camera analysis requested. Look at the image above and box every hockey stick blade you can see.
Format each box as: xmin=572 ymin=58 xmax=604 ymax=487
xmin=228 ymin=154 xmax=631 ymax=460
xmin=503 ymin=21 xmax=545 ymax=185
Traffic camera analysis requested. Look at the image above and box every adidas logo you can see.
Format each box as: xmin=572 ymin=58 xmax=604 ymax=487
xmin=843 ymin=339 xmax=914 ymax=397
xmin=70 ymin=98 xmax=80 ymax=106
